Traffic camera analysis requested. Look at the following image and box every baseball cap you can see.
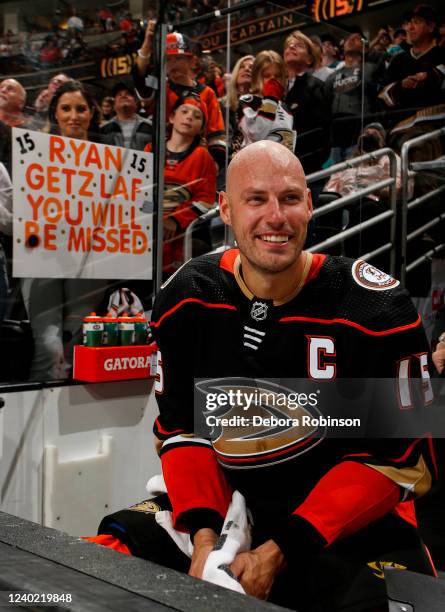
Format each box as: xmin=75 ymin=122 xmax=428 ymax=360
xmin=408 ymin=4 xmax=438 ymax=24
xmin=112 ymin=82 xmax=136 ymax=98
xmin=171 ymin=94 xmax=208 ymax=127
xmin=166 ymin=32 xmax=194 ymax=56
xmin=364 ymin=122 xmax=386 ymax=140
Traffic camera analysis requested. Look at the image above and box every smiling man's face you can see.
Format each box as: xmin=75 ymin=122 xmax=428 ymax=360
xmin=220 ymin=142 xmax=312 ymax=277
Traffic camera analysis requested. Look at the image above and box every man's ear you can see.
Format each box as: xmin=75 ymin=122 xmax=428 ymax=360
xmin=219 ymin=191 xmax=232 ymax=226
xmin=306 ymin=188 xmax=313 ymax=221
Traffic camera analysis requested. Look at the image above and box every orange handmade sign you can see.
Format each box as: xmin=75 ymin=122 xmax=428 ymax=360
xmin=12 ymin=128 xmax=153 ymax=279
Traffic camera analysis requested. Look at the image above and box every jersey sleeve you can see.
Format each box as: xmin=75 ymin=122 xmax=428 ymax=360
xmin=151 ymin=280 xmax=232 ymax=533
xmin=202 ymin=87 xmax=226 ymax=170
xmin=273 ymin=288 xmax=437 ymax=564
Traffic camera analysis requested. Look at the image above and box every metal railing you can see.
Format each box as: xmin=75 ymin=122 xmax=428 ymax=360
xmin=306 ymin=148 xmax=398 ymax=275
xmin=182 ymin=148 xmax=399 ymax=273
xmin=181 ymin=136 xmax=445 ymax=286
xmin=183 ymin=206 xmax=220 ymax=263
xmin=399 ymin=127 xmax=445 ymax=285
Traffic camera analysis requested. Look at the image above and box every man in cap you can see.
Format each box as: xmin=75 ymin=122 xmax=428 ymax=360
xmin=380 ymin=4 xmax=445 ymax=122
xmin=100 ymin=82 xmax=152 ymax=150
xmin=134 ymin=20 xmax=226 ymax=169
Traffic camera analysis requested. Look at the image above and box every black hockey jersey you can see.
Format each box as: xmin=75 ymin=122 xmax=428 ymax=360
xmin=150 ymin=249 xmax=436 ymax=557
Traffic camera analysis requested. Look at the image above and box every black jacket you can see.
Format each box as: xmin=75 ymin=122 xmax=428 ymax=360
xmin=285 ymin=73 xmax=331 ymax=175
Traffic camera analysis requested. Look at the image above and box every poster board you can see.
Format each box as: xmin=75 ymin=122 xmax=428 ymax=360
xmin=12 ymin=128 xmax=154 ymax=279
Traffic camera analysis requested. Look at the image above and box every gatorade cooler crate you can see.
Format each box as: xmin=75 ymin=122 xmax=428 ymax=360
xmin=73 ymin=344 xmax=157 ymax=383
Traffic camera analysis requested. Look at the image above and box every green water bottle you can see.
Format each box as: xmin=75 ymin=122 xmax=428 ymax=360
xmin=119 ymin=316 xmax=135 ymax=346
xmin=102 ymin=316 xmax=119 ymax=346
xmin=134 ymin=314 xmax=148 ymax=345
xmin=83 ymin=313 xmax=103 ymax=347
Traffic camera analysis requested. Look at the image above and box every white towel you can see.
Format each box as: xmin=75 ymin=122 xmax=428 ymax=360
xmin=145 ymin=475 xmax=250 ymax=593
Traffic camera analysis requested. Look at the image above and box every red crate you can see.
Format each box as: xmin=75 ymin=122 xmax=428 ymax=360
xmin=73 ymin=344 xmax=157 ymax=382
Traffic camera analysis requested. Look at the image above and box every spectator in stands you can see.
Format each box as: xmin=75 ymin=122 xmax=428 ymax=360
xmin=145 ymin=95 xmax=217 ymax=276
xmin=99 ymin=8 xmax=114 ymax=32
xmin=39 ymin=38 xmax=61 ymax=65
xmin=220 ymin=54 xmax=253 ymax=156
xmin=0 ymin=162 xmax=12 ymax=324
xmin=379 ymin=4 xmax=445 ymax=137
xmin=323 ymin=122 xmax=407 ymax=263
xmin=284 ymin=30 xmax=331 ymax=175
xmin=62 ymin=31 xmax=88 ymax=62
xmin=325 ymin=31 xmax=383 ymax=164
xmin=0 ymin=78 xmax=28 ymax=174
xmin=67 ymin=9 xmax=84 ymax=33
xmin=100 ymin=82 xmax=152 ymax=150
xmin=51 ymin=9 xmax=63 ymax=33
xmin=237 ymin=50 xmax=295 ymax=152
xmin=21 ymin=81 xmax=107 ymax=381
xmin=321 ymin=34 xmax=340 ymax=69
xmin=100 ymin=96 xmax=115 ymax=123
xmin=386 ymin=28 xmax=408 ymax=57
xmin=32 ymin=73 xmax=71 ymax=131
xmin=368 ymin=28 xmax=392 ymax=64
xmin=324 ymin=122 xmax=406 ymax=201
xmin=134 ymin=21 xmax=226 ymax=169
xmin=119 ymin=12 xmax=134 ymax=33
xmin=310 ymin=36 xmax=334 ymax=82
xmin=0 ymin=78 xmax=27 ymax=128
xmin=226 ymin=55 xmax=254 ymax=107
xmin=198 ymin=52 xmax=225 ymax=98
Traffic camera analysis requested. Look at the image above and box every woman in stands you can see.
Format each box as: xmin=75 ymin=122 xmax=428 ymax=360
xmin=145 ymin=95 xmax=217 ymax=278
xmin=220 ymin=55 xmax=254 ymax=156
xmin=236 ymin=50 xmax=295 ymax=152
xmin=21 ymin=81 xmax=106 ymax=381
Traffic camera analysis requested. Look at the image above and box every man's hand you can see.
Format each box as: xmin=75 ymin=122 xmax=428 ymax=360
xmin=401 ymin=72 xmax=428 ymax=89
xmin=189 ymin=528 xmax=218 ymax=578
xmin=35 ymin=89 xmax=51 ymax=112
xmin=229 ymin=539 xmax=286 ymax=600
xmin=433 ymin=335 xmax=445 ymax=374
xmin=136 ymin=19 xmax=156 ymax=74
xmin=401 ymin=75 xmax=419 ymax=89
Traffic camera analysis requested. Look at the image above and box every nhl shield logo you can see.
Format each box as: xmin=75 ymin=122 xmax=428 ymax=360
xmin=251 ymin=301 xmax=268 ymax=321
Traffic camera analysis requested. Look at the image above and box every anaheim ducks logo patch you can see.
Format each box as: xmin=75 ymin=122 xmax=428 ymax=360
xmin=367 ymin=561 xmax=407 ymax=580
xmin=352 ymin=260 xmax=399 ymax=291
xmin=129 ymin=500 xmax=161 ymax=514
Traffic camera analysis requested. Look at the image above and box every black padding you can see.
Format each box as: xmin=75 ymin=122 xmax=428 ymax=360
xmin=385 ymin=568 xmax=445 ymax=612
xmin=0 ymin=510 xmax=286 ymax=612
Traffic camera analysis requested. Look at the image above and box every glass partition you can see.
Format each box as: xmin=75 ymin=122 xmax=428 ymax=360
xmin=0 ymin=0 xmax=443 ymax=384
